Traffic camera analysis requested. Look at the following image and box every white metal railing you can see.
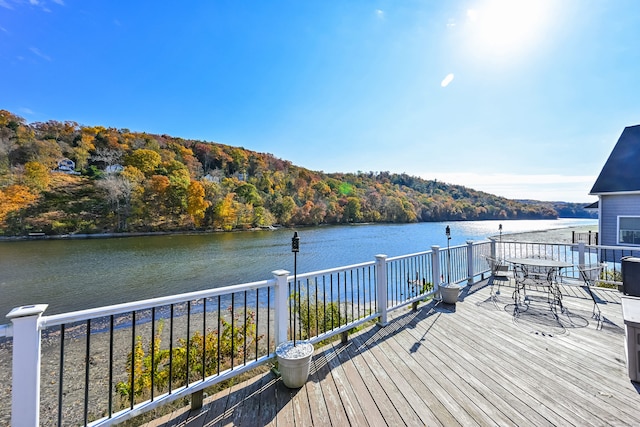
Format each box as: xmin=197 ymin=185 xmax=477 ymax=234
xmin=0 ymin=239 xmax=501 ymax=426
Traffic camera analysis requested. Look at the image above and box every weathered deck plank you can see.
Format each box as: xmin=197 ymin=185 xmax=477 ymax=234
xmin=329 ymin=340 xmax=388 ymax=427
xmin=142 ymin=281 xmax=640 ymax=427
xmin=348 ymin=330 xmax=430 ymax=426
xmin=310 ymin=348 xmax=350 ymax=426
xmin=341 ymin=334 xmax=415 ymax=426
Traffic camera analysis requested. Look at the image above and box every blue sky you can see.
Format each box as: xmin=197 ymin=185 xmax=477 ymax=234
xmin=2 ymin=1 xmax=639 ymax=202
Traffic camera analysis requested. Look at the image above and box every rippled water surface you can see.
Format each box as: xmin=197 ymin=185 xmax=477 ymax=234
xmin=0 ymin=218 xmax=596 ymax=316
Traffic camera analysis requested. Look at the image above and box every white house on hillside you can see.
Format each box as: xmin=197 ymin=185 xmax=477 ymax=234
xmin=55 ymin=158 xmax=79 ymax=175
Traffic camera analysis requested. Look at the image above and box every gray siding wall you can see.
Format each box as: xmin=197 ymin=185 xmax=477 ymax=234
xmin=600 ymin=194 xmax=640 ymax=246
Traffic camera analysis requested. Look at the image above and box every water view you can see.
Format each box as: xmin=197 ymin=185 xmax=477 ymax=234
xmin=0 ymin=218 xmax=596 ymax=317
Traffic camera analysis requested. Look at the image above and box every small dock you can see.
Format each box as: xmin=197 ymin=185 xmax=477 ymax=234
xmin=146 ymin=280 xmax=638 ymax=426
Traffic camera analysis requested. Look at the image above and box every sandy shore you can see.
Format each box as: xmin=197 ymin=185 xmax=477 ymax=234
xmin=493 ymin=224 xmax=598 ymax=244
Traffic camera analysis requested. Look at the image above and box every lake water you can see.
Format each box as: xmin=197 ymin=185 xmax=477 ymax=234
xmin=0 ymin=218 xmax=596 ymax=317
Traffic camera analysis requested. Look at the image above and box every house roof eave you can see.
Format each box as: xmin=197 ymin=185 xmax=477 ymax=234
xmin=589 ymin=190 xmax=640 ymax=196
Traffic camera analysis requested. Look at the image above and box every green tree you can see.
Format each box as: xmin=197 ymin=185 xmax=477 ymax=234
xmin=24 ymin=161 xmax=50 ymax=191
xmin=343 ymin=197 xmax=363 ymax=223
xmin=125 ymin=149 xmax=161 ymax=175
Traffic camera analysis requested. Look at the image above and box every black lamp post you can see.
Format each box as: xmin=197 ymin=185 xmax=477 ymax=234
xmin=499 ymin=223 xmax=503 ymax=259
xmin=445 ymin=226 xmax=451 ymax=283
xmin=291 ymin=232 xmax=300 ymax=345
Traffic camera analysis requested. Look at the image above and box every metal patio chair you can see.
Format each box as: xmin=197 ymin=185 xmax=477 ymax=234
xmin=578 ymin=264 xmax=606 ymax=321
xmin=486 ymin=255 xmax=511 ymax=297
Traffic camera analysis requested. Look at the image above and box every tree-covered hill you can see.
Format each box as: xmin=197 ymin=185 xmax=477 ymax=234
xmin=0 ymin=110 xmax=592 ymax=236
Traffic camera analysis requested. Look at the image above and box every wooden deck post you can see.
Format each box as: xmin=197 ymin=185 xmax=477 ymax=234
xmin=272 ymin=270 xmax=291 ymax=345
xmin=6 ymin=304 xmax=48 ymax=427
xmin=375 ymin=254 xmax=388 ymax=326
xmin=191 ymin=390 xmax=204 ymax=410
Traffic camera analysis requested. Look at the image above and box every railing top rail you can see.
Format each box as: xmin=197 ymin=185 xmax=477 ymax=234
xmin=585 ymin=243 xmax=640 ymax=252
xmin=40 ymin=278 xmax=274 ymax=329
xmin=387 ymin=250 xmax=432 ymax=262
xmin=293 ymin=260 xmax=376 ymax=280
xmin=500 ymin=240 xmax=576 ymax=247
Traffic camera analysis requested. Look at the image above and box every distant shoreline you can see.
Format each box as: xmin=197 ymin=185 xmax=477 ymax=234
xmin=0 ymin=226 xmax=285 ymax=242
xmin=0 ymin=218 xmax=597 ymax=242
xmin=493 ymin=224 xmax=598 ymax=244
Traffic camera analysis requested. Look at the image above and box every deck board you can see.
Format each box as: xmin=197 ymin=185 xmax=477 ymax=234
xmin=142 ymin=281 xmax=640 ymax=427
xmin=329 ymin=340 xmax=387 ymax=427
xmin=340 ymin=333 xmax=409 ymax=426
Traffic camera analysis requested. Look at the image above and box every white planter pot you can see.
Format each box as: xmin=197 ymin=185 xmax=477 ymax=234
xmin=440 ymin=285 xmax=460 ymax=304
xmin=276 ymin=341 xmax=314 ymax=388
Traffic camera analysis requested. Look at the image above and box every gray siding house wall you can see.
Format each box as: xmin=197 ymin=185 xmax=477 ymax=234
xmin=600 ymin=194 xmax=640 ymax=246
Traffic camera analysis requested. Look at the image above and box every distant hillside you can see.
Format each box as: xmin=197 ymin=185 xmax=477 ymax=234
xmin=0 ymin=110 xmax=593 ymax=236
xmin=515 ymin=200 xmax=597 ymax=219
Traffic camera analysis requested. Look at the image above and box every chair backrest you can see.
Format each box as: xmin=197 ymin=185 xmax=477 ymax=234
xmin=578 ymin=264 xmax=604 ymax=286
xmin=486 ymin=255 xmax=507 ymax=275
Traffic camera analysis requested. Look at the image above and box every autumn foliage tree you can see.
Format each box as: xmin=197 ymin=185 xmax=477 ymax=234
xmin=0 ymin=184 xmax=37 ymax=225
xmin=187 ymin=181 xmax=210 ymax=226
xmin=0 ymin=109 xmax=575 ymax=236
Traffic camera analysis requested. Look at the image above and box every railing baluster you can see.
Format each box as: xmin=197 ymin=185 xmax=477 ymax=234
xmin=266 ymin=289 xmax=270 ymax=357
xmin=336 ymin=274 xmax=340 ymax=327
xmin=217 ymin=295 xmax=221 ymax=376
xmin=244 ymin=291 xmax=248 ymax=366
xmin=84 ymin=319 xmax=91 ymax=426
xmin=314 ymin=277 xmax=319 ymax=336
xmin=230 ymin=294 xmax=234 ymax=369
xmin=187 ymin=301 xmax=191 ymax=385
xmin=108 ymin=315 xmax=114 ymax=418
xmin=203 ymin=299 xmax=207 ymax=380
xmin=130 ymin=311 xmax=136 ymax=410
xmin=151 ymin=307 xmax=156 ymax=400
xmin=169 ymin=304 xmax=174 ymax=392
xmin=58 ymin=324 xmax=65 ymax=427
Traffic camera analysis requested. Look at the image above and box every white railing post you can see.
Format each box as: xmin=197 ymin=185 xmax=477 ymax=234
xmin=6 ymin=304 xmax=48 ymax=427
xmin=375 ymin=254 xmax=388 ymax=326
xmin=431 ymin=245 xmax=441 ymax=297
xmin=272 ymin=270 xmax=290 ymax=345
xmin=578 ymin=242 xmax=586 ymax=266
xmin=467 ymin=240 xmax=475 ymax=285
xmin=489 ymin=238 xmax=497 ymax=259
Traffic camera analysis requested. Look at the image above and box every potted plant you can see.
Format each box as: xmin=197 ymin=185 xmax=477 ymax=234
xmin=276 ymin=232 xmax=314 ymax=388
xmin=276 ymin=340 xmax=314 ymax=388
xmin=439 ymin=225 xmax=461 ymax=304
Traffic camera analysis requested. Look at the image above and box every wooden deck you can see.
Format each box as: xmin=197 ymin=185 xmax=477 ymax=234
xmin=144 ymin=280 xmax=640 ymax=427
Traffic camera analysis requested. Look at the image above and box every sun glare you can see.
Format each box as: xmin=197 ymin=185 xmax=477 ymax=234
xmin=467 ymin=0 xmax=551 ymax=57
